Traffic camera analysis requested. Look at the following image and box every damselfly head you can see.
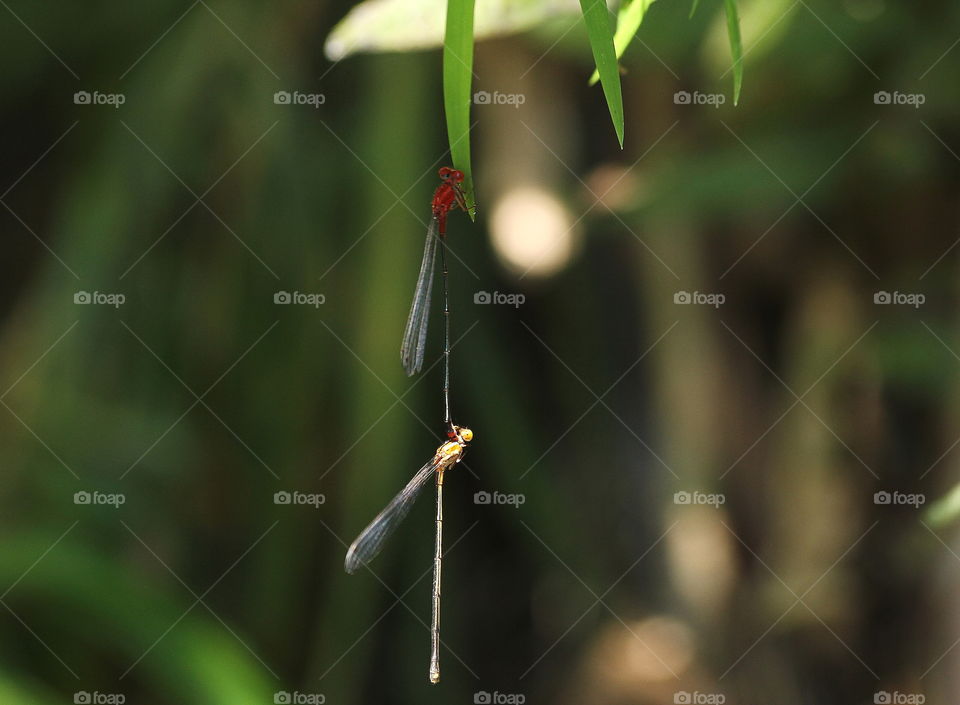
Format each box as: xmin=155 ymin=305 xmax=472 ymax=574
xmin=438 ymin=166 xmax=465 ymax=184
xmin=446 ymin=424 xmax=472 ymax=443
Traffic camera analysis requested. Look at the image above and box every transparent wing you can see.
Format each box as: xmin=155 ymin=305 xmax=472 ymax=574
xmin=344 ymin=456 xmax=439 ymax=574
xmin=400 ymin=218 xmax=438 ymax=376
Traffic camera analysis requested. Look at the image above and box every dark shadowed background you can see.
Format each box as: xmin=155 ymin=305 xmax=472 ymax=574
xmin=0 ymin=0 xmax=958 ymax=703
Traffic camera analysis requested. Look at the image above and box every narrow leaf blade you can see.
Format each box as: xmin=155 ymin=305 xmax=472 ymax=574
xmin=724 ymin=0 xmax=743 ymax=105
xmin=443 ymin=0 xmax=477 ymax=214
xmin=579 ymin=0 xmax=625 ymax=146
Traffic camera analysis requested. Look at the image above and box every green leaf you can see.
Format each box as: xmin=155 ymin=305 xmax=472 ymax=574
xmin=588 ymin=0 xmax=658 ymax=86
xmin=689 ymin=0 xmax=701 ymax=18
xmin=579 ymin=0 xmax=625 ymax=147
xmin=724 ymin=0 xmax=743 ymax=105
xmin=443 ymin=0 xmax=477 ymax=214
